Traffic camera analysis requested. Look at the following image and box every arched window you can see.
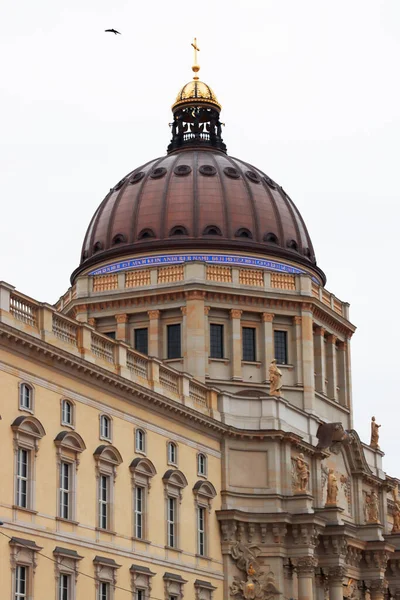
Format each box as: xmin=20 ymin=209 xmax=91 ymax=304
xmin=54 ymin=431 xmax=86 ymax=521
xmin=162 ymin=470 xmax=188 ymax=549
xmin=193 ymin=481 xmax=217 ymax=557
xmin=197 ymin=453 xmax=207 ymax=477
xmin=235 ymin=228 xmax=253 ymax=239
xmin=135 ymin=429 xmax=146 ymax=454
xmin=94 ymin=445 xmax=123 ymax=532
xmin=100 ymin=415 xmax=112 ymax=442
xmin=61 ymin=399 xmax=74 ymax=427
xmin=138 ymin=228 xmax=155 ymax=240
xmin=130 ymin=457 xmax=157 ymax=540
xmin=202 ymin=225 xmax=222 ymax=236
xmin=264 ymin=232 xmax=279 ymax=244
xmin=287 ymin=239 xmax=299 ymax=251
xmin=167 ymin=441 xmax=177 ymax=465
xmin=93 ymin=241 xmax=103 ymax=253
xmin=19 ymin=383 xmax=33 ymax=412
xmin=112 ymin=233 xmax=126 ymax=245
xmin=169 ymin=226 xmax=188 ymax=236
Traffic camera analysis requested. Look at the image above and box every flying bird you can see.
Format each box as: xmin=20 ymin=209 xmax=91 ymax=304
xmin=105 ymin=29 xmax=121 ymax=35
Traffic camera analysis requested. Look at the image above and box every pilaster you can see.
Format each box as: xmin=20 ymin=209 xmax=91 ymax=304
xmin=261 ymin=313 xmax=274 ymax=383
xmin=326 ymin=334 xmax=338 ymax=401
xmin=115 ymin=313 xmax=129 ymax=342
xmin=337 ymin=341 xmax=347 ymax=407
xmin=230 ymin=309 xmax=242 ymax=381
xmin=328 ymin=566 xmax=345 ymax=600
xmin=147 ymin=310 xmax=160 ymax=357
xmin=184 ymin=291 xmax=206 ymax=381
xmin=295 ymin=556 xmax=318 ymax=600
xmin=293 ymin=316 xmax=303 ymax=385
xmin=204 ymin=306 xmax=210 ymax=378
xmin=314 ymin=326 xmax=326 ymax=395
xmin=301 ymin=303 xmax=315 ymax=412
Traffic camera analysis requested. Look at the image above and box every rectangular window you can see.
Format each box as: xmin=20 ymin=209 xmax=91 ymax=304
xmin=242 ymin=327 xmax=256 ymax=362
xmin=134 ymin=328 xmax=148 ymax=355
xmin=19 ymin=384 xmax=31 ymax=410
xmin=198 ymin=506 xmax=206 ymax=556
xmin=167 ymin=324 xmax=181 ymax=359
xmin=210 ymin=324 xmax=224 ymax=359
xmin=59 ymin=461 xmax=71 ymax=520
xmin=58 ymin=574 xmax=71 ymax=600
xmin=136 ymin=590 xmax=145 ymax=600
xmin=167 ymin=497 xmax=176 ymax=547
xmin=15 ymin=565 xmax=27 ymax=600
xmin=134 ymin=486 xmax=143 ymax=539
xmin=99 ymin=582 xmax=110 ymax=600
xmin=99 ymin=475 xmax=110 ymax=530
xmin=274 ymin=330 xmax=288 ymax=364
xmin=16 ymin=448 xmax=29 ymax=508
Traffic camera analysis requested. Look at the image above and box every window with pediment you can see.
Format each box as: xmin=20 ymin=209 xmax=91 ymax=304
xmin=53 ymin=546 xmax=83 ymax=600
xmin=130 ymin=564 xmax=156 ymax=600
xmin=162 ymin=470 xmax=188 ymax=549
xmin=94 ymin=445 xmax=123 ymax=532
xmin=11 ymin=416 xmax=46 ymax=511
xmin=54 ymin=431 xmax=86 ymax=522
xmin=194 ymin=580 xmax=217 ymax=600
xmin=163 ymin=573 xmax=187 ymax=600
xmin=193 ymin=481 xmax=217 ymax=557
xmin=10 ymin=537 xmax=42 ymax=600
xmin=130 ymin=457 xmax=157 ymax=540
xmin=94 ymin=555 xmax=121 ymax=600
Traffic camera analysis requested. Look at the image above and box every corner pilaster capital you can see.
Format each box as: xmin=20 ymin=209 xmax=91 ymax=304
xmin=292 ymin=556 xmax=318 ymax=576
xmin=261 ymin=313 xmax=274 ymax=323
xmin=230 ymin=309 xmax=243 ymax=320
xmin=328 ymin=565 xmax=346 ymax=582
xmin=180 ymin=306 xmax=187 ymax=316
xmin=115 ymin=313 xmax=128 ymax=324
xmin=147 ymin=310 xmax=160 ymax=319
xmin=314 ymin=325 xmax=326 ymax=336
xmin=293 ymin=316 xmax=302 ymax=325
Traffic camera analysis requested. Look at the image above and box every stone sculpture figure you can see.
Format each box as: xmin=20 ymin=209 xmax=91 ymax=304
xmin=269 ymin=359 xmax=283 ymax=396
xmin=326 ymin=469 xmax=339 ymax=506
xmin=370 ymin=416 xmax=381 ymax=449
xmin=365 ymin=490 xmax=380 ymax=523
xmin=392 ymin=486 xmax=400 ymax=533
xmin=293 ymin=453 xmax=309 ymax=493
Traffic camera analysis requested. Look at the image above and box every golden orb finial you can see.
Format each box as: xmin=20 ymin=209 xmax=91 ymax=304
xmin=191 ymin=37 xmax=200 ymax=80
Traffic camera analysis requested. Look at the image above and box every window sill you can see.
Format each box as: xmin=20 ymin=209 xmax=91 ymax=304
xmin=12 ymin=505 xmax=37 ymax=515
xmin=96 ymin=527 xmax=116 ymax=535
xmin=61 ymin=422 xmax=75 ymax=430
xmin=165 ymin=546 xmax=182 ymax=553
xmin=197 ymin=473 xmax=208 ymax=480
xmin=132 ymin=536 xmax=151 ymax=544
xmin=241 ymin=361 xmax=262 ymax=366
xmin=99 ymin=436 xmax=112 ymax=443
xmin=196 ymin=553 xmax=212 ymax=560
xmin=167 ymin=461 xmax=178 ymax=468
xmin=135 ymin=449 xmax=147 ymax=457
xmin=208 ymin=357 xmax=229 ymax=364
xmin=164 ymin=358 xmax=183 ymax=364
xmin=56 ymin=516 xmax=79 ymax=525
xmin=276 ymin=363 xmax=293 ymax=370
xmin=18 ymin=407 xmax=34 ymax=415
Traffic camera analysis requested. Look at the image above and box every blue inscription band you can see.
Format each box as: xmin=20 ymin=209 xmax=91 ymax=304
xmin=88 ymin=253 xmax=317 ymax=281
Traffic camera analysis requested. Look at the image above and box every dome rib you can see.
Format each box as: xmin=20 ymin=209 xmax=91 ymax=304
xmin=160 ymin=154 xmax=181 ymax=239
xmin=208 ymin=151 xmax=230 ymax=238
xmin=130 ymin=157 xmax=164 ymax=243
xmin=227 ymin=156 xmax=260 ymax=242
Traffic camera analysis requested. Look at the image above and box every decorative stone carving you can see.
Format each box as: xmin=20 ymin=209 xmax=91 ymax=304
xmin=268 ymin=360 xmax=283 ymax=396
xmin=230 ymin=564 xmax=280 ymax=600
xmin=328 ymin=565 xmax=346 ymax=582
xmin=326 ymin=469 xmax=339 ymax=506
xmin=293 ymin=556 xmax=318 ymax=575
xmin=370 ymin=417 xmax=381 ymax=450
xmin=365 ymin=489 xmax=380 ymax=524
xmin=343 ymin=578 xmax=361 ymax=599
xmin=321 ymin=464 xmax=329 ymax=491
xmin=340 ymin=474 xmax=352 ymax=514
xmin=292 ymin=453 xmax=309 ymax=493
xmin=229 ymin=543 xmax=281 ymax=600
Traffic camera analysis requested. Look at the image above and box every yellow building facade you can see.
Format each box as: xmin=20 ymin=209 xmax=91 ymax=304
xmin=2 ymin=61 xmax=400 ymax=600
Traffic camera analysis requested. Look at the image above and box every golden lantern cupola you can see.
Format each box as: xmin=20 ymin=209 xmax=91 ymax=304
xmin=168 ymin=39 xmax=226 ymax=154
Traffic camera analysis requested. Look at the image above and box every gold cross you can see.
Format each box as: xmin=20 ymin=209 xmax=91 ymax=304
xmin=191 ymin=37 xmax=200 ymax=65
xmin=191 ymin=37 xmax=200 ymax=79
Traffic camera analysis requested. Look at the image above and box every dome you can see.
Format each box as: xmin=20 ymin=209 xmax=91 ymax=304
xmin=72 ymin=149 xmax=325 ymax=284
xmin=172 ymin=80 xmax=221 ymax=111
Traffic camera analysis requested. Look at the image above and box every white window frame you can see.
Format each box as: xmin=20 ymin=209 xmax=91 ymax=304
xmin=167 ymin=441 xmax=178 ymax=466
xmin=19 ymin=382 xmax=34 ymax=413
xmin=197 ymin=453 xmax=207 ymax=477
xmin=59 ymin=460 xmax=72 ymax=520
xmin=61 ymin=399 xmax=75 ymax=428
xmin=135 ymin=429 xmax=146 ymax=454
xmin=14 ymin=564 xmax=28 ymax=600
xmin=197 ymin=505 xmax=206 ymax=556
xmin=162 ymin=469 xmax=188 ymax=550
xmin=99 ymin=414 xmax=112 ymax=442
xmin=58 ymin=572 xmax=72 ymax=600
xmin=130 ymin=457 xmax=156 ymax=542
xmin=99 ymin=474 xmax=111 ymax=530
xmin=12 ymin=416 xmax=45 ymax=512
xmin=54 ymin=430 xmax=86 ymax=523
xmin=94 ymin=445 xmax=122 ymax=533
xmin=134 ymin=485 xmax=144 ymax=539
xmin=16 ymin=447 xmax=30 ymax=509
xmin=98 ymin=581 xmax=110 ymax=600
xmin=167 ymin=496 xmax=176 ymax=547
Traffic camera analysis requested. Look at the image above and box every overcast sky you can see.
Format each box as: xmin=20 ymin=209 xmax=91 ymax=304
xmin=0 ymin=0 xmax=399 ymax=474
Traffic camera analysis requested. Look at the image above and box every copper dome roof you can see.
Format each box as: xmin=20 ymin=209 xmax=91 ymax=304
xmin=72 ymin=149 xmax=325 ymax=283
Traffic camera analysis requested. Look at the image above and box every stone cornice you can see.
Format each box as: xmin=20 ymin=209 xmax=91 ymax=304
xmin=63 ymin=285 xmax=355 ymax=338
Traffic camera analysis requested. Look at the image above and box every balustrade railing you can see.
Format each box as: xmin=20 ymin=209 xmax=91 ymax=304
xmin=159 ymin=367 xmax=179 ymax=395
xmin=126 ymin=351 xmax=148 ymax=379
xmin=91 ymin=333 xmax=115 ymax=363
xmin=189 ymin=381 xmax=207 ymax=407
xmin=10 ymin=294 xmax=37 ymax=326
xmin=52 ymin=315 xmax=78 ymax=346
